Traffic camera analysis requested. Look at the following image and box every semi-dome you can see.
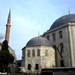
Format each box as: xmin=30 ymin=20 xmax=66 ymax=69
xmin=50 ymin=14 xmax=75 ymax=30
xmin=26 ymin=36 xmax=50 ymax=47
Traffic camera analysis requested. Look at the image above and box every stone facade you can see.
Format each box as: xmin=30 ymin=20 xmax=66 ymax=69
xmin=41 ymin=67 xmax=75 ymax=75
xmin=21 ymin=14 xmax=75 ymax=73
xmin=43 ymin=22 xmax=75 ymax=67
xmin=8 ymin=46 xmax=17 ymax=61
xmin=22 ymin=46 xmax=55 ymax=73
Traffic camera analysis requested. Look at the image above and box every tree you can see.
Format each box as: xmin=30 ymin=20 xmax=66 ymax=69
xmin=2 ymin=40 xmax=9 ymax=51
xmin=0 ymin=40 xmax=14 ymax=72
xmin=0 ymin=50 xmax=14 ymax=66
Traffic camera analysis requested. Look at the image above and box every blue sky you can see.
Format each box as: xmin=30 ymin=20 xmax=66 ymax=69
xmin=0 ymin=0 xmax=75 ymax=60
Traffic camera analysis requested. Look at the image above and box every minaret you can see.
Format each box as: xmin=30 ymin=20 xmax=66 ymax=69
xmin=5 ymin=9 xmax=11 ymax=43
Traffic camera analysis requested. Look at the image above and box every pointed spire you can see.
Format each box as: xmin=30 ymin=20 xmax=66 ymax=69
xmin=8 ymin=8 xmax=11 ymax=18
xmin=7 ymin=8 xmax=11 ymax=24
xmin=68 ymin=7 xmax=70 ymax=14
xmin=5 ymin=9 xmax=11 ymax=43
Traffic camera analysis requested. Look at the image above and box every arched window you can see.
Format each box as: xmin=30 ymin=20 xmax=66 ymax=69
xmin=37 ymin=49 xmax=40 ymax=56
xmin=27 ymin=50 xmax=30 ymax=57
xmin=28 ymin=64 xmax=31 ymax=70
xmin=35 ymin=64 xmax=39 ymax=70
xmin=45 ymin=50 xmax=48 ymax=56
xmin=59 ymin=31 xmax=63 ymax=39
xmin=47 ymin=35 xmax=49 ymax=40
xmin=32 ymin=50 xmax=35 ymax=57
xmin=52 ymin=33 xmax=55 ymax=41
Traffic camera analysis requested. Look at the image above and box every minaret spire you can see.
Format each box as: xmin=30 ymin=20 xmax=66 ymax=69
xmin=5 ymin=9 xmax=11 ymax=43
xmin=7 ymin=9 xmax=11 ymax=24
xmin=8 ymin=8 xmax=11 ymax=18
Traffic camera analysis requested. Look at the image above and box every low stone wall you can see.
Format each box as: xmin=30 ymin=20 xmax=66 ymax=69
xmin=2 ymin=69 xmax=75 ymax=75
xmin=41 ymin=67 xmax=75 ymax=75
xmin=6 ymin=73 xmax=41 ymax=75
xmin=53 ymin=70 xmax=75 ymax=75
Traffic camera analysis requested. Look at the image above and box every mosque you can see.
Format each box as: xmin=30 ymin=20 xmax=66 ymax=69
xmin=1 ymin=10 xmax=75 ymax=73
xmin=21 ymin=13 xmax=75 ymax=73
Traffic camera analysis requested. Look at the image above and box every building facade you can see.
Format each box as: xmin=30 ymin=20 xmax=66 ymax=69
xmin=22 ymin=14 xmax=75 ymax=73
xmin=22 ymin=36 xmax=55 ymax=73
xmin=42 ymin=14 xmax=75 ymax=67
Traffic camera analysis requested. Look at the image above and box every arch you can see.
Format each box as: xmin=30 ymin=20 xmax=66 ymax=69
xmin=59 ymin=31 xmax=63 ymax=38
xmin=35 ymin=64 xmax=39 ymax=70
xmin=52 ymin=33 xmax=56 ymax=41
xmin=27 ymin=50 xmax=30 ymax=57
xmin=47 ymin=35 xmax=49 ymax=40
xmin=37 ymin=49 xmax=40 ymax=56
xmin=58 ymin=43 xmax=64 ymax=67
xmin=28 ymin=64 xmax=31 ymax=70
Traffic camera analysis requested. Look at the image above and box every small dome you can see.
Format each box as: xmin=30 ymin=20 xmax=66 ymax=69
xmin=26 ymin=36 xmax=50 ymax=47
xmin=50 ymin=14 xmax=75 ymax=30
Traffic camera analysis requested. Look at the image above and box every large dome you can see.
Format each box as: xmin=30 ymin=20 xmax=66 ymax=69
xmin=26 ymin=36 xmax=50 ymax=47
xmin=50 ymin=14 xmax=75 ymax=30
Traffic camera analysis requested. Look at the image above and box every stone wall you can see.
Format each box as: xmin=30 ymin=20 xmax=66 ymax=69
xmin=22 ymin=46 xmax=55 ymax=73
xmin=43 ymin=24 xmax=71 ymax=67
xmin=53 ymin=70 xmax=75 ymax=75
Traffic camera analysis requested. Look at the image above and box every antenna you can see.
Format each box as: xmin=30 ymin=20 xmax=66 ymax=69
xmin=38 ymin=31 xmax=40 ymax=37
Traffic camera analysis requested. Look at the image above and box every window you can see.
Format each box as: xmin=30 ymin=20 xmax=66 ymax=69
xmin=45 ymin=50 xmax=48 ymax=56
xmin=47 ymin=35 xmax=49 ymax=40
xmin=32 ymin=50 xmax=35 ymax=57
xmin=59 ymin=31 xmax=63 ymax=38
xmin=28 ymin=64 xmax=31 ymax=70
xmin=35 ymin=64 xmax=39 ymax=70
xmin=52 ymin=33 xmax=55 ymax=41
xmin=27 ymin=50 xmax=30 ymax=57
xmin=37 ymin=49 xmax=40 ymax=56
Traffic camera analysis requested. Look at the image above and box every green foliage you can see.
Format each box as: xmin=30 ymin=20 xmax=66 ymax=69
xmin=0 ymin=50 xmax=14 ymax=66
xmin=0 ymin=40 xmax=14 ymax=72
xmin=0 ymin=66 xmax=9 ymax=72
xmin=2 ymin=40 xmax=9 ymax=51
